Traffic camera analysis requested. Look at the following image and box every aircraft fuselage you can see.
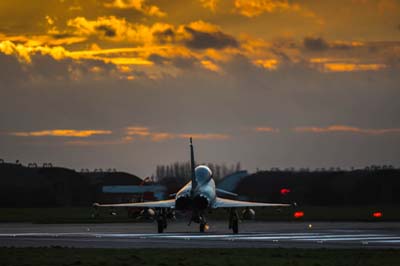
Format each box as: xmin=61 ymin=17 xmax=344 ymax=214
xmin=175 ymin=166 xmax=216 ymax=211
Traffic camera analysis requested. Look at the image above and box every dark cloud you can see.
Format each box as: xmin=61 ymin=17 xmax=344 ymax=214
xmin=148 ymin=54 xmax=166 ymax=65
xmin=148 ymin=53 xmax=197 ymax=69
xmin=95 ymin=25 xmax=116 ymax=37
xmin=183 ymin=27 xmax=239 ymax=50
xmin=304 ymin=37 xmax=360 ymax=51
xmin=51 ymin=33 xmax=75 ymax=39
xmin=171 ymin=56 xmax=197 ymax=69
xmin=153 ymin=26 xmax=239 ymax=50
xmin=303 ymin=37 xmax=329 ymax=51
xmin=0 ymin=54 xmax=25 ymax=85
xmin=153 ymin=28 xmax=175 ymax=44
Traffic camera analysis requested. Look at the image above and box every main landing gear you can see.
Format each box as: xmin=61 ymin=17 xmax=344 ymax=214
xmin=228 ymin=209 xmax=239 ymax=234
xmin=156 ymin=209 xmax=168 ymax=233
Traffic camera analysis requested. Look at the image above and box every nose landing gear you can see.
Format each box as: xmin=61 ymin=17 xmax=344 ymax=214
xmin=189 ymin=211 xmax=208 ymax=233
xmin=199 ymin=215 xmax=208 ymax=233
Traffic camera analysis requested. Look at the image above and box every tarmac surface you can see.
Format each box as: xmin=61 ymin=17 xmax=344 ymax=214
xmin=0 ymin=221 xmax=400 ymax=249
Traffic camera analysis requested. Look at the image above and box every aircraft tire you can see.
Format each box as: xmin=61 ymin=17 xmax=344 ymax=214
xmin=157 ymin=220 xmax=164 ymax=233
xmin=200 ymin=223 xmax=206 ymax=233
xmin=232 ymin=219 xmax=239 ymax=234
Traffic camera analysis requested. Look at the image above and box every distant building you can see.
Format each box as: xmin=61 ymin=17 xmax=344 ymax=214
xmin=102 ymin=185 xmax=166 ymax=201
xmin=87 ymin=171 xmax=167 ymax=203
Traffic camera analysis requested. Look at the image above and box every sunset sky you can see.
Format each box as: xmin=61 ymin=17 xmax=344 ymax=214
xmin=1 ymin=0 xmax=399 ymax=176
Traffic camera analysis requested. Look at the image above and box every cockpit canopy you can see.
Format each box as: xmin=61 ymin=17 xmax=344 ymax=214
xmin=194 ymin=165 xmax=212 ymax=184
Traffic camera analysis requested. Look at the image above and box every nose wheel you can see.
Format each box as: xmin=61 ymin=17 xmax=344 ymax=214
xmin=200 ymin=223 xmax=206 ymax=233
xmin=199 ymin=214 xmax=207 ymax=233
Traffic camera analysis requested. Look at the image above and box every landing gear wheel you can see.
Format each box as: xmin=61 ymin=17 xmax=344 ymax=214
xmin=228 ymin=209 xmax=239 ymax=234
xmin=200 ymin=223 xmax=207 ymax=233
xmin=232 ymin=219 xmax=239 ymax=234
xmin=157 ymin=219 xmax=164 ymax=233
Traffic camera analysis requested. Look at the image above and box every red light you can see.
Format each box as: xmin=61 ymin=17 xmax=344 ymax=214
xmin=294 ymin=211 xmax=304 ymax=218
xmin=373 ymin=212 xmax=382 ymax=218
xmin=280 ymin=188 xmax=291 ymax=195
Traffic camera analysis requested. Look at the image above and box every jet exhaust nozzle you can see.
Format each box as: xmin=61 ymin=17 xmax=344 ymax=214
xmin=175 ymin=195 xmax=191 ymax=210
xmin=193 ymin=195 xmax=209 ymax=210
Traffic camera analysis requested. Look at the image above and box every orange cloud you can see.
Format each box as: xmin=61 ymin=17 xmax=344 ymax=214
xmin=200 ymin=0 xmax=219 ymax=12
xmin=126 ymin=127 xmax=151 ymax=136
xmin=294 ymin=125 xmax=400 ymax=135
xmin=10 ymin=129 xmax=112 ymax=137
xmin=255 ymin=127 xmax=280 ymax=133
xmin=254 ymin=59 xmax=278 ymax=70
xmin=0 ymin=16 xmax=245 ymax=78
xmin=125 ymin=126 xmax=230 ymax=141
xmin=234 ymin=0 xmax=291 ymax=17
xmin=309 ymin=56 xmax=387 ymax=73
xmin=104 ymin=0 xmax=166 ymax=17
xmin=323 ymin=63 xmax=386 ymax=72
xmin=234 ymin=0 xmax=318 ymax=20
xmin=0 ymin=33 xmax=87 ymax=47
xmin=178 ymin=133 xmax=230 ymax=140
xmin=201 ymin=60 xmax=221 ymax=72
xmin=65 ymin=137 xmax=132 ymax=146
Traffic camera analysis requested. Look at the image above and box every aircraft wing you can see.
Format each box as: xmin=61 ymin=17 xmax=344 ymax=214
xmin=93 ymin=199 xmax=175 ymax=209
xmin=213 ymin=197 xmax=290 ymax=208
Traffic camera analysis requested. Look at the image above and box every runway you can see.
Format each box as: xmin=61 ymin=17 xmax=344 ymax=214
xmin=1 ymin=221 xmax=400 ymax=249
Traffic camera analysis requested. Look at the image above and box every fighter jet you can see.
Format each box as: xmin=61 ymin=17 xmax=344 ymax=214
xmin=94 ymin=138 xmax=290 ymax=233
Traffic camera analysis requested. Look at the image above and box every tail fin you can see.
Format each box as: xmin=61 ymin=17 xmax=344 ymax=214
xmin=190 ymin=137 xmax=197 ymax=196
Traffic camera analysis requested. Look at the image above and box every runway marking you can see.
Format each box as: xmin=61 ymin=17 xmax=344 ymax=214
xmin=1 ymin=232 xmax=400 ymax=245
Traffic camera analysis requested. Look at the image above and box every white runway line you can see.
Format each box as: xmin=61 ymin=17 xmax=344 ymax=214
xmin=0 ymin=232 xmax=399 ymax=245
xmin=370 ymin=240 xmax=400 ymax=243
xmin=236 ymin=234 xmax=383 ymax=241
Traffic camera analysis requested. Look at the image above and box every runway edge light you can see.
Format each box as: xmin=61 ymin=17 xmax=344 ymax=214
xmin=294 ymin=211 xmax=304 ymax=218
xmin=372 ymin=211 xmax=382 ymax=218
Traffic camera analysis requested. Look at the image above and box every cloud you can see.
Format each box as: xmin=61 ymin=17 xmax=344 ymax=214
xmin=200 ymin=60 xmax=221 ymax=72
xmin=10 ymin=129 xmax=112 ymax=138
xmin=67 ymin=16 xmax=156 ymax=43
xmin=183 ymin=26 xmax=239 ymax=50
xmin=253 ymin=59 xmax=278 ymax=70
xmin=0 ymin=33 xmax=87 ymax=47
xmin=104 ymin=0 xmax=166 ymax=17
xmin=200 ymin=0 xmax=219 ymax=12
xmin=304 ymin=37 xmax=365 ymax=51
xmin=178 ymin=133 xmax=230 ymax=140
xmin=233 ymin=0 xmax=319 ymax=20
xmin=125 ymin=126 xmax=230 ymax=142
xmin=323 ymin=63 xmax=386 ymax=72
xmin=293 ymin=125 xmax=400 ymax=135
xmin=152 ymin=20 xmax=239 ymax=50
xmin=234 ymin=0 xmax=292 ymax=17
xmin=303 ymin=37 xmax=329 ymax=51
xmin=95 ymin=25 xmax=117 ymax=37
xmin=64 ymin=138 xmax=132 ymax=146
xmin=8 ymin=126 xmax=228 ymax=145
xmin=254 ymin=127 xmax=280 ymax=133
